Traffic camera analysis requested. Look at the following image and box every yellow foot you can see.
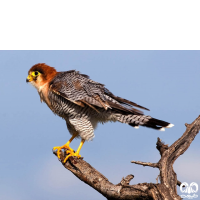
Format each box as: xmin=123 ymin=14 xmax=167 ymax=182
xmin=53 ymin=144 xmax=74 ymax=160
xmin=63 ymin=151 xmax=81 ymax=163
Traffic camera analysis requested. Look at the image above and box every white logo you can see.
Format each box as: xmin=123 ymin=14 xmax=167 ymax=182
xmin=180 ymin=182 xmax=198 ymax=199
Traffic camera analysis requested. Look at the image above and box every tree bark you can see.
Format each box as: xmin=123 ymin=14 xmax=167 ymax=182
xmin=53 ymin=115 xmax=200 ymax=200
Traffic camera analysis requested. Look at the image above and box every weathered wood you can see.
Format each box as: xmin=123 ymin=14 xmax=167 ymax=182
xmin=53 ymin=115 xmax=200 ymax=200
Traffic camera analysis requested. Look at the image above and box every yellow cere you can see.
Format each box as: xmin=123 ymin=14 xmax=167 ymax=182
xmin=26 ymin=71 xmax=41 ymax=82
xmin=26 ymin=75 xmax=33 ymax=82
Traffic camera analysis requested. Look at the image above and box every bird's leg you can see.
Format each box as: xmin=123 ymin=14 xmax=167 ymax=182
xmin=53 ymin=133 xmax=78 ymax=160
xmin=63 ymin=139 xmax=85 ymax=163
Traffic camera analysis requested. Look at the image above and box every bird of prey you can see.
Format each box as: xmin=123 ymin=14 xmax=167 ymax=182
xmin=26 ymin=63 xmax=174 ymax=163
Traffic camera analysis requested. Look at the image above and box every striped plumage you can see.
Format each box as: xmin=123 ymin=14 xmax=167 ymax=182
xmin=26 ymin=63 xmax=173 ymax=162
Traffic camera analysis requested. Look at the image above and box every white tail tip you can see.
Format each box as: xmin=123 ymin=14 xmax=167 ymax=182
xmin=159 ymin=127 xmax=165 ymax=131
xmin=166 ymin=124 xmax=174 ymax=128
xmin=134 ymin=126 xmax=139 ymax=129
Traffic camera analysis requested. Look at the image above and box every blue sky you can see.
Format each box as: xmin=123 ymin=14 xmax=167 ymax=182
xmin=0 ymin=51 xmax=200 ymax=200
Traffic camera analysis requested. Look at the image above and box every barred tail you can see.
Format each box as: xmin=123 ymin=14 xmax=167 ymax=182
xmin=115 ymin=114 xmax=174 ymax=131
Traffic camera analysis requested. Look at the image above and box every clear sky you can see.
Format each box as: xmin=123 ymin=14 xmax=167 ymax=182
xmin=0 ymin=51 xmax=200 ymax=200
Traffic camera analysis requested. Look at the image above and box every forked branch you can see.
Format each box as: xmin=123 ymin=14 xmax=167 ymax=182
xmin=53 ymin=115 xmax=200 ymax=200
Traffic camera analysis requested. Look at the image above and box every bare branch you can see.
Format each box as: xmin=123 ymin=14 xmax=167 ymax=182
xmin=53 ymin=151 xmax=152 ymax=200
xmin=156 ymin=137 xmax=169 ymax=156
xmin=116 ymin=174 xmax=134 ymax=186
xmin=53 ymin=115 xmax=200 ymax=200
xmin=177 ymin=180 xmax=184 ymax=187
xmin=131 ymin=161 xmax=158 ymax=168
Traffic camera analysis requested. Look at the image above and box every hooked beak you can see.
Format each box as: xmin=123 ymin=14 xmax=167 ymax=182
xmin=26 ymin=75 xmax=33 ymax=82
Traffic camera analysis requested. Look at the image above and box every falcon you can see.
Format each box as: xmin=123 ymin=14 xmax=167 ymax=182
xmin=26 ymin=63 xmax=174 ymax=163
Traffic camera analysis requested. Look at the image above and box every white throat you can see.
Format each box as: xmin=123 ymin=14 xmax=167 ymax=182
xmin=31 ymin=81 xmax=48 ymax=92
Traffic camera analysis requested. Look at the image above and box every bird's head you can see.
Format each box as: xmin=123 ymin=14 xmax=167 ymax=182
xmin=26 ymin=63 xmax=57 ymax=90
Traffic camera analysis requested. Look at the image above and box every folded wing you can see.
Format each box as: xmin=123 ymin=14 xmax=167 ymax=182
xmin=49 ymin=70 xmax=149 ymax=115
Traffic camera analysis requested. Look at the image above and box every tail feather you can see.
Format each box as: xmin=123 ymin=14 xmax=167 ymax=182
xmin=129 ymin=120 xmax=167 ymax=130
xmin=115 ymin=113 xmax=173 ymax=131
xmin=148 ymin=118 xmax=170 ymax=127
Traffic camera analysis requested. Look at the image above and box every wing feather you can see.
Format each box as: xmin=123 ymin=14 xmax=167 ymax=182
xmin=104 ymin=88 xmax=150 ymax=111
xmin=49 ymin=70 xmax=147 ymax=115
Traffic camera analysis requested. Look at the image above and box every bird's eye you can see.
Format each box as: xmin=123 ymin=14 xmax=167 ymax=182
xmin=31 ymin=71 xmax=40 ymax=76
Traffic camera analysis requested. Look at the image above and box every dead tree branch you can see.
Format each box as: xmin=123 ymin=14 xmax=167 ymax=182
xmin=53 ymin=115 xmax=200 ymax=200
xmin=131 ymin=161 xmax=158 ymax=168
